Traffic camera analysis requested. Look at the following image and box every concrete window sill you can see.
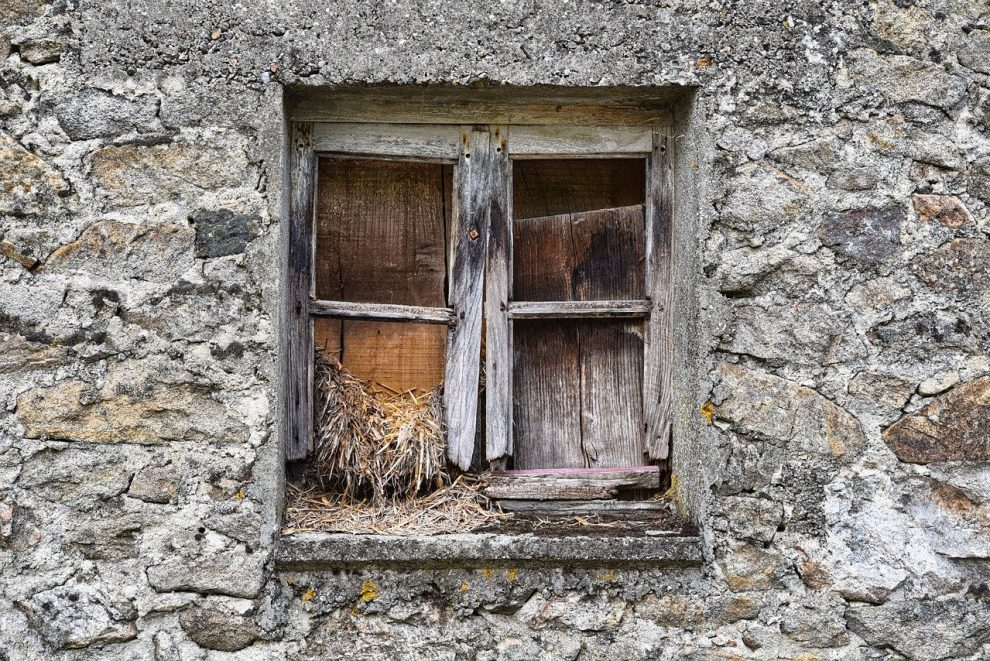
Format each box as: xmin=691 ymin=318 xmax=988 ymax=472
xmin=275 ymin=532 xmax=703 ymax=570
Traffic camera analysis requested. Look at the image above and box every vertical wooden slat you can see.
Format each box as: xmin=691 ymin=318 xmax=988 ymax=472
xmin=286 ymin=122 xmax=316 ymax=461
xmin=445 ymin=128 xmax=493 ymax=470
xmin=485 ymin=126 xmax=512 ymax=463
xmin=643 ymin=129 xmax=673 ymax=460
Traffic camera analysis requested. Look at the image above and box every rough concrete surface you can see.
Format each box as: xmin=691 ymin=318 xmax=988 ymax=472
xmin=1 ymin=0 xmax=990 ymax=659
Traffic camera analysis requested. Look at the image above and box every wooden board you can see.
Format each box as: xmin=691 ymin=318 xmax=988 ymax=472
xmin=507 ymin=300 xmax=650 ymax=319
xmin=643 ymin=130 xmax=673 ymax=460
xmin=286 ymin=123 xmax=316 ymax=461
xmin=513 ymin=205 xmax=645 ymax=302
xmin=313 ymin=158 xmax=451 ymax=394
xmin=512 ymin=158 xmax=645 ymax=220
xmin=483 ymin=467 xmax=660 ymax=500
xmin=485 ymin=126 xmax=512 ymax=463
xmin=496 ymin=499 xmax=670 ymax=515
xmin=311 ymin=123 xmax=461 ymax=160
xmin=507 ymin=126 xmax=651 ymax=156
xmin=513 ymin=319 xmax=645 ymax=469
xmin=315 ymin=157 xmax=449 ymax=305
xmin=444 ymin=129 xmax=492 ymax=470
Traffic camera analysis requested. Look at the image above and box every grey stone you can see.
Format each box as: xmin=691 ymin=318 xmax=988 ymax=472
xmin=55 ymin=89 xmax=158 ymax=140
xmin=847 ymin=49 xmax=967 ymax=109
xmin=148 ymin=548 xmax=266 ymax=599
xmin=720 ymin=496 xmax=783 ymax=544
xmin=845 ymin=599 xmax=990 ymax=660
xmin=715 ymin=541 xmax=785 ymax=592
xmin=817 ymin=206 xmax=903 ymax=266
xmin=958 ymin=29 xmax=990 ymax=75
xmin=17 ymin=584 xmax=138 ymax=650
xmin=968 ymin=157 xmax=990 ymax=205
xmin=179 ymin=599 xmax=260 ymax=652
xmin=191 ymin=208 xmax=260 ymax=258
xmin=826 ymin=167 xmax=878 ymax=191
xmin=68 ymin=514 xmax=144 ymax=560
xmin=725 ymin=301 xmax=867 ymax=366
xmin=128 ymin=464 xmax=181 ymax=504
xmin=781 ymin=604 xmax=850 ymax=648
xmin=0 ymin=133 xmax=69 ymax=215
xmin=18 ymin=39 xmax=64 ymax=65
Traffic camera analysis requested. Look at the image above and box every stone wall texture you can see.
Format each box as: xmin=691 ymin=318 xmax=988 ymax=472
xmin=2 ymin=0 xmax=990 ymax=659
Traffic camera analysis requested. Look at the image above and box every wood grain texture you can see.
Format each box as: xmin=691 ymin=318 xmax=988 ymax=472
xmin=507 ymin=300 xmax=650 ymax=319
xmin=512 ymin=158 xmax=645 ymax=220
xmin=513 ymin=320 xmax=584 ymax=469
xmin=508 ymin=125 xmax=651 ymax=156
xmin=286 ymin=122 xmax=316 ymax=461
xmin=311 ymin=123 xmax=461 ymax=159
xmin=485 ymin=126 xmax=512 ymax=463
xmin=313 ymin=157 xmax=450 ymax=393
xmin=445 ymin=128 xmax=492 ymax=470
xmin=643 ymin=130 xmax=674 ymax=460
xmin=309 ymin=300 xmax=454 ymax=324
xmin=513 ymin=205 xmax=645 ymax=302
xmin=497 ymin=499 xmax=671 ymax=515
xmin=482 ymin=468 xmax=660 ymax=500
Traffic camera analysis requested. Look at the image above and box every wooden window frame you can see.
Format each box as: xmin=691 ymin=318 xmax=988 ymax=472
xmin=286 ymin=122 xmax=672 ymax=472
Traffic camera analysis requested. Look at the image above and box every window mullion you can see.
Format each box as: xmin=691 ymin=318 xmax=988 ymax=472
xmin=485 ymin=126 xmax=512 ymax=466
xmin=444 ymin=127 xmax=494 ymax=471
xmin=643 ymin=128 xmax=674 ymax=460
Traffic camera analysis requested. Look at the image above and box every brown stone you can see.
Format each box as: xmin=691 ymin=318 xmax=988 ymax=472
xmin=15 ymin=361 xmax=248 ymax=444
xmin=817 ymin=206 xmax=902 ymax=265
xmin=715 ymin=363 xmax=865 ymax=459
xmin=912 ymin=194 xmax=974 ymax=228
xmin=911 ymin=238 xmax=990 ymax=295
xmin=0 ymin=133 xmax=69 ymax=215
xmin=883 ymin=378 xmax=990 ymax=463
xmin=716 ymin=541 xmax=785 ymax=592
xmin=90 ymin=142 xmax=247 ymax=207
xmin=41 ymin=219 xmax=195 ymax=283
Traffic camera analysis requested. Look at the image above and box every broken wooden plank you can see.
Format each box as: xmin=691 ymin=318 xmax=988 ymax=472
xmin=309 ymin=300 xmax=455 ymax=324
xmin=310 ymin=123 xmax=461 ymax=160
xmin=643 ymin=129 xmax=674 ymax=460
xmin=512 ymin=159 xmax=645 ymax=220
xmin=497 ymin=499 xmax=671 ymax=515
xmin=485 ymin=125 xmax=513 ymax=463
xmin=444 ymin=128 xmax=492 ymax=471
xmin=513 ymin=205 xmax=646 ymax=301
xmin=482 ymin=468 xmax=661 ymax=500
xmin=507 ymin=300 xmax=650 ymax=319
xmin=286 ymin=122 xmax=316 ymax=461
xmin=492 ymin=465 xmax=659 ymax=480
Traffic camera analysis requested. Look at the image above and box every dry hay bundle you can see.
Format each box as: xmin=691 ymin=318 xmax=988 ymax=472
xmin=313 ymin=351 xmax=448 ymax=501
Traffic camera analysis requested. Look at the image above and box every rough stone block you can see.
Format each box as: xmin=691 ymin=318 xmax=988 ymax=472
xmin=179 ymin=598 xmax=260 ymax=652
xmin=883 ymin=378 xmax=990 ymax=463
xmin=41 ymin=219 xmax=195 ymax=283
xmin=147 ymin=549 xmax=266 ymax=599
xmin=958 ymin=29 xmax=990 ymax=75
xmin=191 ymin=208 xmax=260 ymax=258
xmin=817 ymin=206 xmax=903 ymax=266
xmin=911 ymin=238 xmax=990 ymax=297
xmin=715 ymin=541 xmax=785 ymax=592
xmin=0 ymin=133 xmax=69 ymax=215
xmin=18 ymin=39 xmax=64 ymax=65
xmin=17 ymin=584 xmax=137 ymax=650
xmin=912 ymin=194 xmax=974 ymax=228
xmin=55 ymin=89 xmax=158 ymax=140
xmin=90 ymin=142 xmax=248 ymax=207
xmin=845 ymin=599 xmax=990 ymax=660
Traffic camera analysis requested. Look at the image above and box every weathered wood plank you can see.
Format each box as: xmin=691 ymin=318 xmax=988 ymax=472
xmin=482 ymin=468 xmax=661 ymax=500
xmin=314 ymin=157 xmax=449 ymax=393
xmin=507 ymin=300 xmax=650 ymax=319
xmin=643 ymin=130 xmax=674 ymax=460
xmin=485 ymin=126 xmax=512 ymax=463
xmin=492 ymin=466 xmax=659 ymax=480
xmin=287 ymin=88 xmax=677 ymax=126
xmin=513 ymin=320 xmax=584 ymax=469
xmin=579 ymin=321 xmax=645 ymax=467
xmin=497 ymin=499 xmax=671 ymax=515
xmin=286 ymin=122 xmax=316 ymax=461
xmin=513 ymin=205 xmax=645 ymax=301
xmin=508 ymin=125 xmax=651 ymax=156
xmin=512 ymin=159 xmax=646 ymax=220
xmin=309 ymin=300 xmax=454 ymax=324
xmin=445 ymin=128 xmax=492 ymax=470
xmin=311 ymin=123 xmax=461 ymax=159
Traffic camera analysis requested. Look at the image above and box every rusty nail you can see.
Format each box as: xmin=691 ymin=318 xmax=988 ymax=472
xmin=468 ymin=229 xmax=479 ymax=241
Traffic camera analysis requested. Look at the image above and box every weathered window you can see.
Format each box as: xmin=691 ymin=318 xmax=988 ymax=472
xmin=286 ymin=119 xmax=673 ymax=510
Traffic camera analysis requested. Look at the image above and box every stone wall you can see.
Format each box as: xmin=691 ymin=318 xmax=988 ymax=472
xmin=2 ymin=0 xmax=989 ymax=658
